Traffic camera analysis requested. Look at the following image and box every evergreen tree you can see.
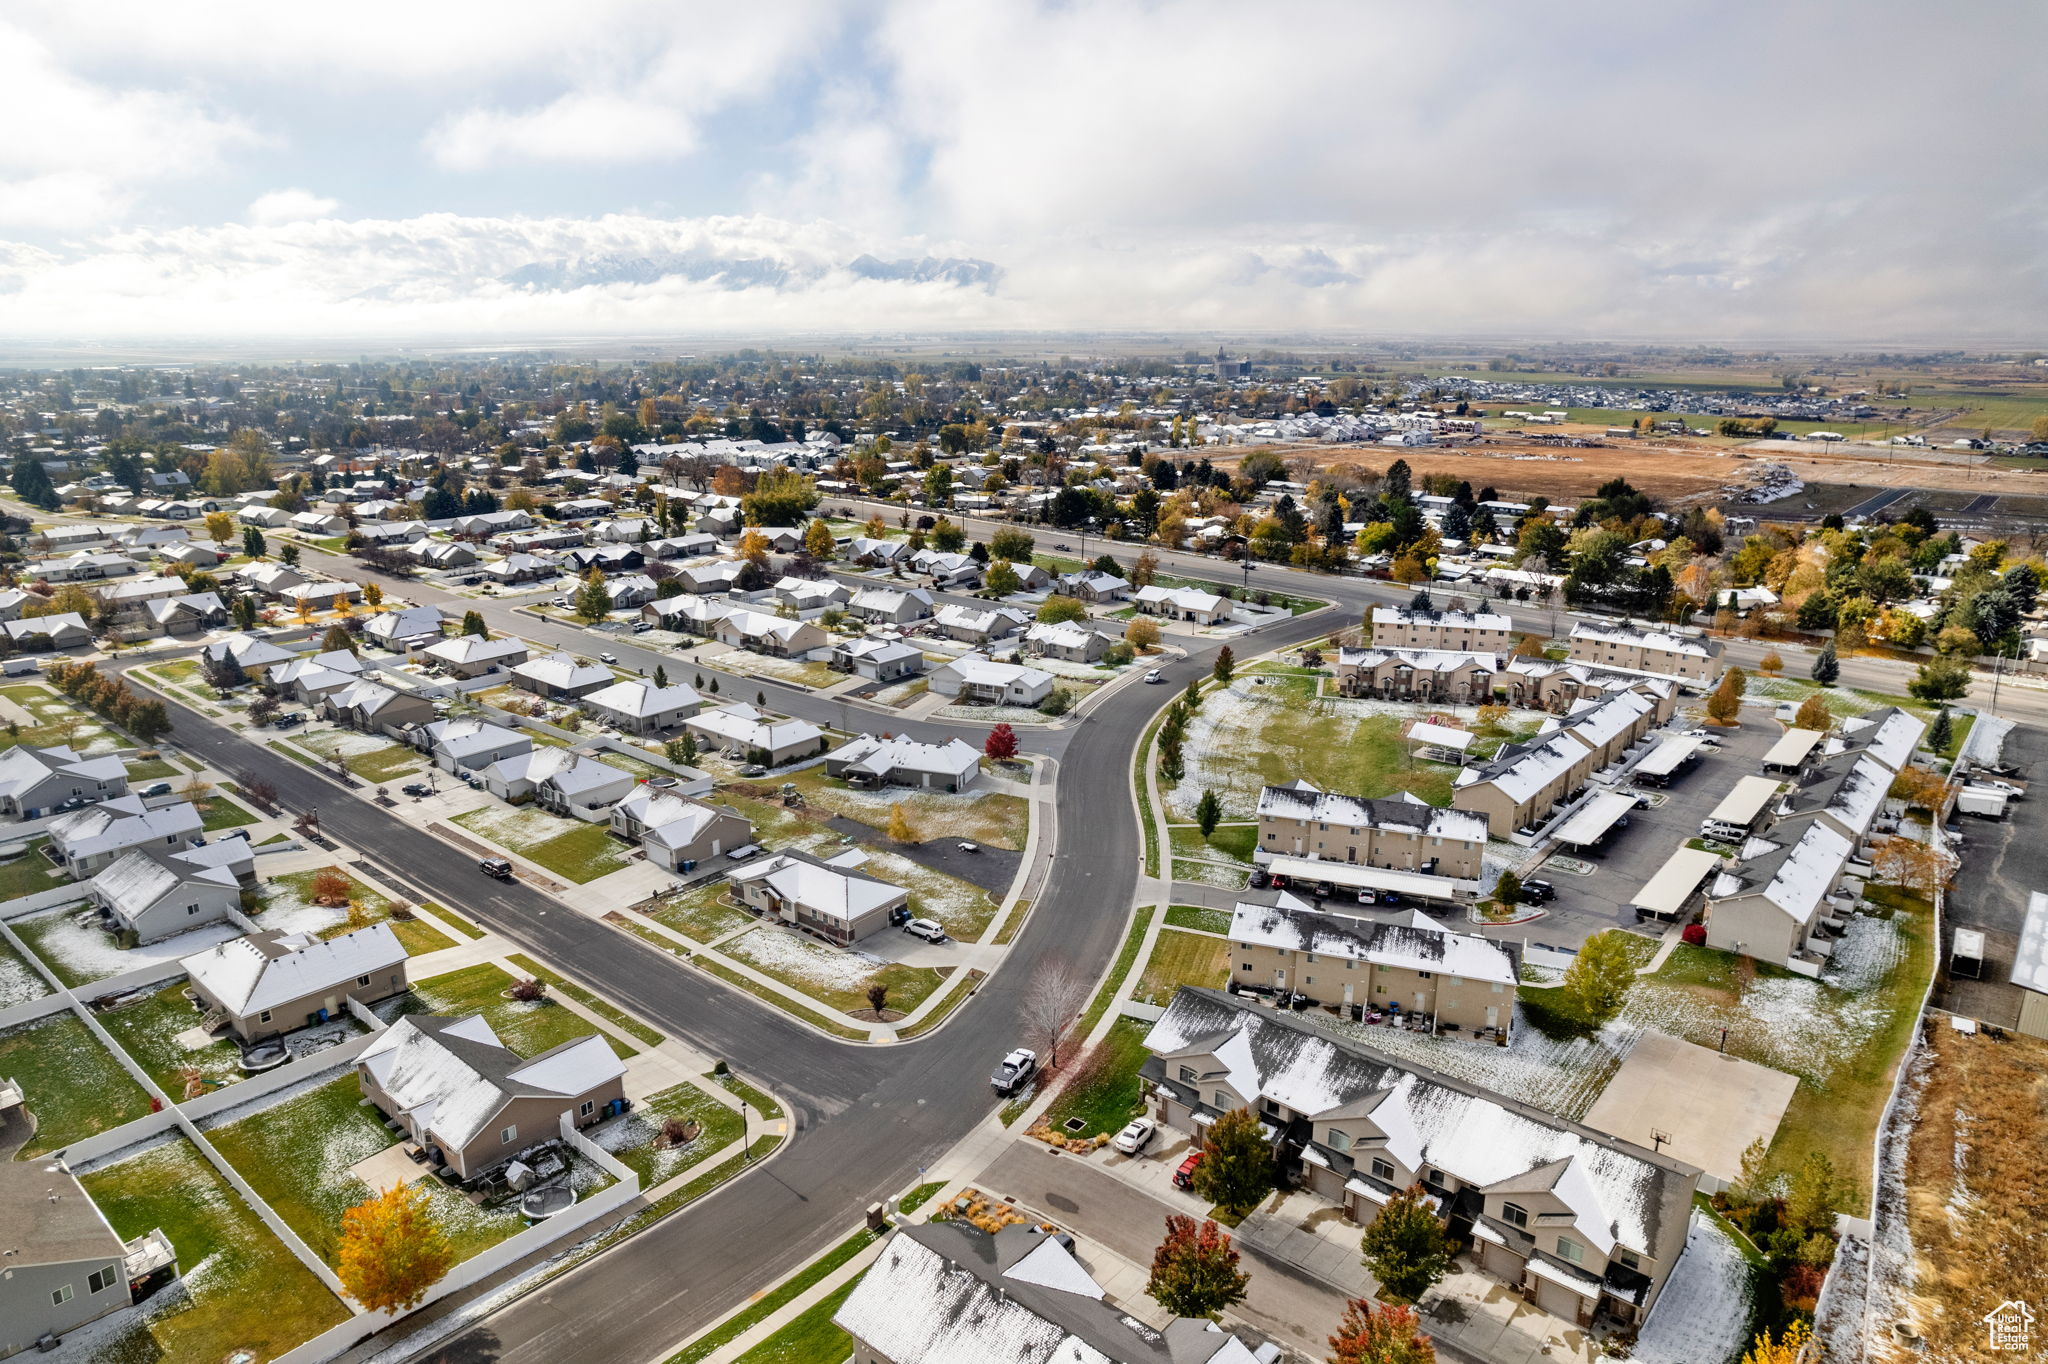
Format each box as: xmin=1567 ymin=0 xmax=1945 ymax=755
xmin=1195 ymin=788 xmax=1222 ymax=837
xmin=1212 ymin=646 xmax=1235 ymax=685
xmin=1927 ymin=705 xmax=1953 ymax=754
xmin=462 ymin=610 xmax=488 ymax=639
xmin=574 ymin=570 xmax=614 ymax=624
xmin=242 ymin=526 xmax=267 ymax=558
xmin=1811 ymin=639 xmax=1839 ymax=685
xmin=10 ymin=454 xmax=58 ymax=511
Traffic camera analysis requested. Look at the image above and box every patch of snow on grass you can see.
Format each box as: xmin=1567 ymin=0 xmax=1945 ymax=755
xmin=1824 ymin=909 xmax=1905 ymax=993
xmin=726 ymin=929 xmax=884 ymax=992
xmin=19 ymin=907 xmax=239 ymax=986
xmin=0 ymin=946 xmax=49 ymax=1007
xmin=1633 ymin=1213 xmax=1755 ymax=1364
xmin=1312 ymin=1006 xmax=1634 ymax=1122
xmin=934 ymin=701 xmax=1050 ymax=724
xmin=301 ymin=729 xmax=401 ymax=759
xmin=1172 ymin=859 xmax=1249 ymax=890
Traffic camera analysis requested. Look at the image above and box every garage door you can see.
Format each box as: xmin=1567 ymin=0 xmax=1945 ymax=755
xmin=1534 ymin=1271 xmax=1588 ymax=1324
xmin=1480 ymin=1240 xmax=1524 ymax=1283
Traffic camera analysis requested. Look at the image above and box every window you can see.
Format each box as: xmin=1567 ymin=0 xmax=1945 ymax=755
xmin=88 ymin=1264 xmax=118 ymax=1294
xmin=186 ymin=904 xmax=199 ymax=915
xmin=1178 ymin=1066 xmax=1197 ymax=1084
xmin=259 ymin=1010 xmax=272 ymax=1023
xmin=1370 ymin=1158 xmax=1395 ymax=1182
xmin=1305 ymin=954 xmax=1316 ymax=964
xmin=1213 ymin=1091 xmax=1232 ymax=1110
xmin=1305 ymin=976 xmax=1314 ymax=986
xmin=1617 ymin=1248 xmax=1640 ymax=1270
xmin=1426 ymin=1167 xmax=1446 ymax=1188
xmin=1501 ymin=1202 xmax=1528 ymax=1228
xmin=1326 ymin=1129 xmax=1351 ymax=1152
xmin=356 ymin=974 xmax=372 ymax=987
xmin=1557 ymin=1237 xmax=1584 ymax=1264
xmin=500 ymin=1124 xmax=518 ymax=1145
xmin=579 ymin=1100 xmax=594 ymax=1117
xmin=52 ymin=1284 xmax=74 ymax=1306
xmin=1240 ymin=963 xmax=1253 ymax=972
xmin=1418 ymin=971 xmax=1432 ymax=980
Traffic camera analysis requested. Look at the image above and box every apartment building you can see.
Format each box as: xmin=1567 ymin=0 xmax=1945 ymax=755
xmin=1370 ymin=605 xmax=1513 ymax=653
xmin=1256 ymin=781 xmax=1486 ymax=878
xmin=1566 ymin=623 xmax=1722 ymax=685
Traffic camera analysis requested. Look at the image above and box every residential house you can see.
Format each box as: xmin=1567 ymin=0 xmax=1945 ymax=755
xmin=409 ymin=540 xmax=478 ymax=572
xmin=833 ymin=1221 xmax=1264 ymax=1364
xmin=26 ymin=551 xmax=133 ymax=583
xmin=829 ymin=637 xmax=925 ymax=682
xmin=931 ymin=603 xmax=1029 ymax=644
xmin=0 ymin=1161 xmax=176 ymax=1359
xmin=1566 ymin=623 xmax=1723 ymax=686
xmin=276 ymin=581 xmax=362 ymax=615
xmin=1702 ymin=811 xmax=1858 ymax=967
xmin=1228 ymin=896 xmax=1518 ymax=1036
xmin=511 ymin=652 xmax=613 ymax=700
xmin=609 ymin=791 xmax=752 ymax=871
xmin=0 ymin=589 xmax=36 ymax=622
xmin=674 ymin=559 xmax=745 ymax=594
xmin=87 ymin=846 xmax=244 ymax=943
xmin=847 ymin=587 xmax=935 ymax=625
xmin=158 ymin=542 xmax=224 ymax=571
xmin=927 ymin=654 xmax=1055 ymax=707
xmin=1370 ymin=605 xmax=1513 ymax=653
xmin=1023 ymin=621 xmax=1110 ymax=664
xmin=826 ymin=735 xmax=981 ymax=791
xmin=421 ymin=634 xmax=529 ymax=678
xmin=771 ymin=576 xmax=850 ymax=612
xmin=140 ymin=591 xmax=226 ymax=637
xmin=641 ymin=595 xmax=732 ymax=635
xmin=237 ymin=562 xmax=310 ymax=599
xmin=1142 ymin=989 xmax=1698 ymax=1329
xmin=0 ymin=745 xmax=129 ymax=818
xmin=362 ymin=605 xmax=447 ymax=651
xmin=289 ymin=511 xmax=347 ymax=538
xmin=908 ymin=549 xmax=980 ymax=587
xmin=1502 ymin=658 xmax=1679 ymax=715
xmin=48 ymin=798 xmax=205 ymax=880
xmin=3 ymin=614 xmax=92 ymax=651
xmin=1133 ymin=585 xmax=1233 ymax=624
xmin=201 ymin=633 xmax=294 ymax=675
xmin=683 ymin=704 xmax=825 ymax=766
xmin=1056 ymin=570 xmax=1130 ymax=603
xmin=322 ymin=679 xmax=435 ymax=737
xmin=604 ymin=574 xmax=660 ymax=609
xmin=355 ymin=1014 xmax=626 ymax=1181
xmin=1257 ymin=781 xmax=1487 ymax=878
xmin=481 ymin=749 xmax=635 ymax=821
xmin=181 ymin=924 xmax=407 ymax=1042
xmin=1334 ymin=647 xmax=1498 ymax=703
xmin=728 ymin=852 xmax=907 ymax=945
xmin=711 ymin=610 xmax=827 ymax=657
xmin=268 ymin=650 xmax=366 ymax=705
xmin=582 ymin=679 xmax=703 ymax=733
xmin=418 ymin=717 xmax=532 ymax=773
xmin=845 ymin=536 xmax=912 ymax=568
xmin=482 ymin=552 xmax=557 ymax=585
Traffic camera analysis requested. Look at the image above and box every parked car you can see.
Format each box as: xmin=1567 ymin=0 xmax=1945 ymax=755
xmin=1111 ymin=1117 xmax=1157 ymax=1154
xmin=1144 ymin=669 xmax=1164 ymax=684
xmin=274 ymin=712 xmax=304 ymax=728
xmin=957 ymin=841 xmax=980 ymax=854
xmin=1630 ymin=792 xmax=1653 ymax=809
xmin=401 ymin=782 xmax=433 ymax=797
xmin=1520 ymin=878 xmax=1556 ymax=903
xmin=1248 ymin=867 xmax=1271 ymax=889
xmin=138 ymin=782 xmax=173 ymax=798
xmin=904 ymin=917 xmax=949 ymax=944
xmin=632 ymin=622 xmax=653 ymax=633
xmin=599 ymin=652 xmax=618 ymax=664
xmin=478 ymin=857 xmax=513 ymax=880
xmin=737 ymin=764 xmax=768 ymax=778
xmin=1976 ymin=779 xmax=2025 ymax=799
xmin=1172 ymin=1151 xmax=1205 ymax=1189
xmin=990 ymin=1048 xmax=1037 ymax=1095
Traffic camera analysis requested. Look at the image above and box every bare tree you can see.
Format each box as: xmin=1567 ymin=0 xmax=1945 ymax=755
xmin=1019 ymin=959 xmax=1092 ymax=1069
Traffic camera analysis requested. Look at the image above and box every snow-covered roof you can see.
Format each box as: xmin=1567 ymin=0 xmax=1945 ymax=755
xmin=583 ymin=678 xmax=701 ymax=718
xmin=1760 ymin=728 xmax=1825 ymax=769
xmin=686 ymin=703 xmax=822 ymax=752
xmin=513 ymin=651 xmax=612 ymax=692
xmin=1561 ymin=687 xmax=1655 ymax=750
xmin=0 ymin=745 xmax=126 ymax=802
xmin=486 ymin=748 xmax=631 ymax=797
xmin=51 ymin=797 xmax=203 ymax=860
xmin=1710 ymin=812 xmax=1854 ymax=922
xmin=729 ymin=853 xmax=904 ymax=924
xmin=830 ymin=734 xmax=980 ymax=783
xmin=1462 ymin=732 xmax=1589 ymax=803
xmin=1337 ymin=646 xmax=1498 ymax=676
xmin=1229 ymin=901 xmax=1515 ymax=985
xmin=1780 ymin=751 xmax=1890 ymax=841
xmin=2012 ymin=892 xmax=2048 ymax=995
xmin=1255 ymin=781 xmax=1485 ymax=843
xmin=90 ymin=846 xmax=237 ymax=915
xmin=1830 ymin=706 xmax=1925 ymax=774
xmin=1373 ymin=605 xmax=1511 ymax=631
xmin=423 ymin=635 xmax=529 ymax=666
xmin=1568 ymin=621 xmax=1717 ymax=660
xmin=426 ymin=717 xmax=530 ymax=759
xmin=182 ymin=924 xmax=404 ymax=1015
xmin=936 ymin=654 xmax=1054 ymax=689
xmin=934 ymin=603 xmax=1029 ymax=634
xmin=1553 ymin=791 xmax=1639 ymax=847
xmin=358 ymin=1014 xmax=624 ymax=1154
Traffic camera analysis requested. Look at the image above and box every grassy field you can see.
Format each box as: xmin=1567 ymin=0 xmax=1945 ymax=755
xmin=597 ymin=1082 xmax=744 ymax=1187
xmin=1163 ymin=904 xmax=1233 ymax=935
xmin=0 ymin=836 xmax=69 ymax=899
xmin=197 ymin=792 xmax=260 ymax=832
xmin=1133 ymin=929 xmax=1231 ymax=1006
xmin=418 ymin=900 xmax=486 ymax=940
xmin=730 ymin=1280 xmax=861 ymax=1364
xmin=647 ymin=883 xmax=755 ymax=944
xmin=452 ymin=804 xmax=634 ymax=883
xmin=0 ymin=1010 xmax=154 ymax=1156
xmin=0 ymin=931 xmax=50 ymax=1008
xmin=723 ymin=928 xmax=950 ymax=1020
xmin=1075 ymin=905 xmax=1156 ymax=1041
xmin=1167 ymin=823 xmax=1258 ymax=865
xmin=0 ymin=684 xmax=119 ymax=752
xmin=1042 ymin=1017 xmax=1152 ymax=1138
xmin=81 ymin=1136 xmax=351 ymax=1363
xmin=506 ymin=952 xmax=662 ymax=1049
xmin=411 ymin=962 xmax=623 ymax=1060
xmin=97 ymin=977 xmax=247 ymax=1094
xmin=283 ymin=727 xmax=428 ymax=784
xmin=1167 ymin=669 xmax=1458 ymax=821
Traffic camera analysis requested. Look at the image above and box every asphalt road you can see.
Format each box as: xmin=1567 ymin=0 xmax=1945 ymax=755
xmin=135 ymin=596 xmax=1332 ymax=1363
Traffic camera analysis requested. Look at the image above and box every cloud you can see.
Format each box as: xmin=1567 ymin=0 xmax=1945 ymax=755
xmin=247 ymin=189 xmax=339 ymax=226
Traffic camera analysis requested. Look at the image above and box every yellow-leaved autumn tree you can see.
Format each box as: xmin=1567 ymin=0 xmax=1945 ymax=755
xmin=886 ymin=802 xmax=916 ymax=843
xmin=338 ymin=1182 xmax=453 ymax=1314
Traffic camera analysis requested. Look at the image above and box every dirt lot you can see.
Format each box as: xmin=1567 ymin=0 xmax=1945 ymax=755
xmin=1217 ymin=435 xmax=1752 ymax=503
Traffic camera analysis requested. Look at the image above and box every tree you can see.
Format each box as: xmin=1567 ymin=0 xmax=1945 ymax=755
xmin=1126 ymin=617 xmax=1161 ymax=652
xmin=739 ymin=467 xmax=820 ymax=526
xmin=202 ymin=429 xmax=274 ymax=497
xmin=984 ymin=560 xmax=1022 ymax=596
xmin=1908 ymin=653 xmax=1971 ymax=703
xmin=1195 ymin=788 xmax=1222 ymax=837
xmin=321 ymin=625 xmax=358 ymax=655
xmin=865 ymin=982 xmax=889 ymax=1017
xmin=1494 ymin=870 xmax=1521 ymax=907
xmin=1212 ymin=646 xmax=1235 ymax=685
xmin=1146 ymin=1215 xmax=1250 ymax=1319
xmin=242 ymin=526 xmax=267 ymax=558
xmin=1758 ymin=649 xmax=1783 ymax=676
xmin=309 ymin=869 xmax=354 ymax=905
xmin=1810 ymin=639 xmax=1838 ymax=685
xmin=337 ymin=1182 xmax=454 ymax=1314
xmin=1182 ymin=676 xmax=1203 ymax=710
xmin=1019 ymin=958 xmax=1091 ymax=1068
xmin=575 ymin=570 xmax=614 ymax=625
xmin=930 ymin=516 xmax=966 ymax=553
xmin=281 ymin=541 xmax=301 ymax=567
xmin=1740 ymin=1320 xmax=1811 ymax=1364
xmin=736 ymin=528 xmax=772 ymax=568
xmin=10 ymin=453 xmax=58 ymax=511
xmin=801 ymin=517 xmax=836 ymax=559
xmin=203 ymin=510 xmax=236 ymax=544
xmin=1870 ymin=833 xmax=1943 ymax=893
xmin=1037 ymin=595 xmax=1088 ymax=625
xmin=1793 ymin=693 xmax=1832 ymax=732
xmin=1327 ymin=1298 xmax=1437 ymax=1364
xmin=461 ymin=610 xmax=488 ymax=639
xmin=1358 ymin=1185 xmax=1451 ymax=1304
xmin=886 ymin=802 xmax=916 ymax=843
xmin=362 ymin=582 xmax=384 ymax=610
xmin=1561 ymin=931 xmax=1638 ymax=1026
xmin=984 ymin=723 xmax=1019 ymax=762
xmin=1927 ymin=705 xmax=1953 ymax=754
xmin=1190 ymin=1106 xmax=1273 ymax=1216
xmin=990 ymin=526 xmax=1035 ymax=562
xmin=1783 ymin=1151 xmax=1837 ymax=1233
xmin=1705 ymin=670 xmax=1743 ymax=725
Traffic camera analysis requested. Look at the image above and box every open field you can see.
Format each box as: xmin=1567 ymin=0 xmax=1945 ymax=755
xmin=779 ymin=764 xmax=1031 ymax=851
xmin=81 ymin=1136 xmax=351 ymax=1364
xmin=723 ymin=927 xmax=948 ymax=1019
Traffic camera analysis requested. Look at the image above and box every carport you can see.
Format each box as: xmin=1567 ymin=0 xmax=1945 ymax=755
xmin=1761 ymin=727 xmax=1825 ymax=774
xmin=1632 ymin=734 xmax=1704 ymax=787
xmin=1551 ymin=790 xmax=1638 ymax=852
xmin=1702 ymin=775 xmax=1782 ymax=836
xmin=1628 ymin=845 xmax=1724 ymax=922
xmin=1262 ymin=854 xmax=1476 ymax=907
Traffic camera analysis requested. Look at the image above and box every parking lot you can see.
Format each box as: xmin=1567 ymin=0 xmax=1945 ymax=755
xmin=1936 ymin=719 xmax=2042 ymax=1026
xmin=1511 ymin=714 xmax=1782 ymax=949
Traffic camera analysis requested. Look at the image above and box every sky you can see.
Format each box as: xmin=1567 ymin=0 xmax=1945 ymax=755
xmin=2 ymin=0 xmax=2044 ymax=346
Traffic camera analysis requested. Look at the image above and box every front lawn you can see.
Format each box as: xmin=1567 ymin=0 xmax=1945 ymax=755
xmin=1163 ymin=904 xmax=1233 ymax=935
xmin=411 ymin=962 xmax=621 ymax=1060
xmin=197 ymin=792 xmax=260 ymax=831
xmin=591 ymin=1082 xmax=745 ymax=1186
xmin=722 ymin=928 xmax=947 ymax=1019
xmin=255 ymin=865 xmax=452 ymax=954
xmin=204 ymin=1074 xmax=539 ymax=1265
xmin=506 ymin=952 xmax=660 ymax=1052
xmin=0 ymin=1010 xmax=154 ymax=1156
xmin=451 ymin=804 xmax=634 ymax=883
xmin=293 ymin=727 xmax=426 ymax=784
xmin=81 ymin=1136 xmax=351 ymax=1362
xmin=1041 ymin=1017 xmax=1152 ymax=1138
xmin=731 ymin=1280 xmax=862 ymax=1364
xmin=647 ymin=883 xmax=754 ymax=944
xmin=1133 ymin=929 xmax=1230 ymax=1006
xmin=1168 ymin=822 xmax=1259 ymax=864
xmin=0 ymin=836 xmax=67 ymax=899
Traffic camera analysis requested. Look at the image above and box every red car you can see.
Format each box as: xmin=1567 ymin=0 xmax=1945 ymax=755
xmin=1173 ymin=1150 xmax=1205 ymax=1189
